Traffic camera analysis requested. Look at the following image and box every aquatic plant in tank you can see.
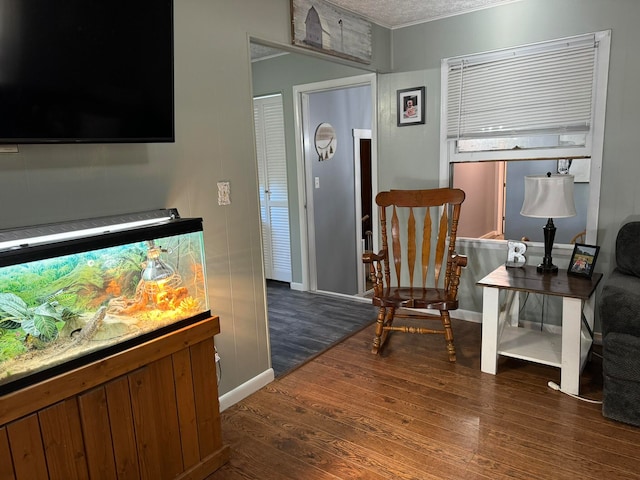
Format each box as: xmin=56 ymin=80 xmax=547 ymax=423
xmin=0 ymin=214 xmax=209 ymax=394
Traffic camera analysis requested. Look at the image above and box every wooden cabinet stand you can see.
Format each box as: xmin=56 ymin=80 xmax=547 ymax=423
xmin=0 ymin=316 xmax=229 ymax=480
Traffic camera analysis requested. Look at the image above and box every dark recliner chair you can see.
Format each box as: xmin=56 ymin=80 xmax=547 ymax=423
xmin=600 ymin=221 xmax=640 ymax=427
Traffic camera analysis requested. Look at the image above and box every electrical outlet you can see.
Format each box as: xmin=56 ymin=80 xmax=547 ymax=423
xmin=217 ymin=181 xmax=231 ymax=205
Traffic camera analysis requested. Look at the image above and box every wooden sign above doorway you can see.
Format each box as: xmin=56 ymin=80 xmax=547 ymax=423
xmin=290 ymin=0 xmax=372 ymax=64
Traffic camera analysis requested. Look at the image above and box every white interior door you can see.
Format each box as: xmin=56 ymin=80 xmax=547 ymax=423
xmin=254 ymin=94 xmax=292 ymax=282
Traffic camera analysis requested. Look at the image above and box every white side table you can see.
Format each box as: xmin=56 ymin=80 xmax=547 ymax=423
xmin=477 ymin=265 xmax=602 ymax=395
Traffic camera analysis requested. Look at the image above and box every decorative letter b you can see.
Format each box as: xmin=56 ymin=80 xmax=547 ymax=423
xmin=506 ymin=241 xmax=527 ymax=268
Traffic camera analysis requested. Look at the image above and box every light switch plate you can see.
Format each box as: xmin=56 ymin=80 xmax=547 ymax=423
xmin=217 ymin=181 xmax=231 ymax=205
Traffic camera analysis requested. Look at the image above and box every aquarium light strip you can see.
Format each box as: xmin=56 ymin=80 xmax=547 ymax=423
xmin=0 ymin=216 xmax=174 ymax=251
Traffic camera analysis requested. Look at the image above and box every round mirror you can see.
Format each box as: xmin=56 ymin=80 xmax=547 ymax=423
xmin=314 ymin=123 xmax=337 ymax=161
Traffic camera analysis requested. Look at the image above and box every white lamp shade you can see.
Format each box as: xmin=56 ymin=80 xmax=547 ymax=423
xmin=520 ymin=174 xmax=577 ymax=218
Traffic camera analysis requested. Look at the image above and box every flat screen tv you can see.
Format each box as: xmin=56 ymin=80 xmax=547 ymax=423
xmin=0 ymin=0 xmax=174 ymax=144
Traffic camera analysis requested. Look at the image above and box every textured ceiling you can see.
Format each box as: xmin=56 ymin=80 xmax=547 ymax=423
xmin=324 ymin=0 xmax=522 ymax=29
xmin=251 ymin=0 xmax=523 ymax=60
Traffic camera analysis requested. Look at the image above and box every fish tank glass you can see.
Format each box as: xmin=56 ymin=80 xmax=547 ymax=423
xmin=0 ymin=210 xmax=210 ymax=395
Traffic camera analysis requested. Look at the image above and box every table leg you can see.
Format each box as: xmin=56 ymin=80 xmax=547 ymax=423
xmin=561 ymin=297 xmax=583 ymax=395
xmin=505 ymin=290 xmax=519 ymax=328
xmin=481 ymin=286 xmax=500 ymax=375
xmin=580 ymin=294 xmax=596 ymax=373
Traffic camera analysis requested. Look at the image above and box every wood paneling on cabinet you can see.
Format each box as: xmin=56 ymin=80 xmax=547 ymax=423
xmin=39 ymin=400 xmax=89 ymax=479
xmin=0 ymin=427 xmax=15 ymax=480
xmin=0 ymin=317 xmax=229 ymax=480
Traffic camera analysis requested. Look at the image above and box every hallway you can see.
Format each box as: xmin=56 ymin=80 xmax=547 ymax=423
xmin=267 ymin=281 xmax=376 ymax=376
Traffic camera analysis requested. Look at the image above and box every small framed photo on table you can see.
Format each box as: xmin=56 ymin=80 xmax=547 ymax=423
xmin=397 ymin=86 xmax=425 ymax=126
xmin=568 ymin=243 xmax=600 ymax=278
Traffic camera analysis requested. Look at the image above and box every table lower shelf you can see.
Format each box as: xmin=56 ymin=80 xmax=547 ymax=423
xmin=497 ymin=325 xmax=593 ymax=372
xmin=498 ymin=326 xmax=562 ymax=368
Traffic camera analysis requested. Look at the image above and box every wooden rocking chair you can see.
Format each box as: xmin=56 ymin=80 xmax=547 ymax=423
xmin=363 ymin=188 xmax=467 ymax=361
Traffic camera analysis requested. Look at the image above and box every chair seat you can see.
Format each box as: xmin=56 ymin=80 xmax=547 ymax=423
xmin=372 ymin=287 xmax=458 ymax=311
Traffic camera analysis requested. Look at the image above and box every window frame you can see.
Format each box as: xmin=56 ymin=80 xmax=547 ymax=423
xmin=439 ymin=30 xmax=611 ymax=247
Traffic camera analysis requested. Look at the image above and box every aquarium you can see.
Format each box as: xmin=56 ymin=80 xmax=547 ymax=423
xmin=0 ymin=210 xmax=209 ymax=395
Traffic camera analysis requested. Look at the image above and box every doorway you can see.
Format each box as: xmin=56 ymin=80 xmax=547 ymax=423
xmin=353 ymin=129 xmax=372 ymax=294
xmin=249 ymin=41 xmax=377 ymax=378
xmin=253 ymin=93 xmax=292 ymax=283
xmin=293 ymin=73 xmax=377 ymax=297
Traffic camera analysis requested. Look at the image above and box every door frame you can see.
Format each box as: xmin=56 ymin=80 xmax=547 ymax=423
xmin=353 ymin=128 xmax=372 ymax=295
xmin=292 ymin=73 xmax=377 ymax=293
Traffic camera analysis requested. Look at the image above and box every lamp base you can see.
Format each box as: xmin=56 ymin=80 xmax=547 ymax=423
xmin=537 ymin=217 xmax=559 ymax=274
xmin=537 ymin=263 xmax=558 ymax=274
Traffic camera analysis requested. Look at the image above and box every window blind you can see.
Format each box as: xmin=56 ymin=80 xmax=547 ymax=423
xmin=446 ymin=34 xmax=597 ymax=140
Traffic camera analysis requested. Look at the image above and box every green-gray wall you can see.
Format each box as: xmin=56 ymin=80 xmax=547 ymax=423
xmin=253 ymin=0 xmax=640 ymax=338
xmin=2 ymin=0 xmax=638 ymax=402
xmin=0 ymin=0 xmax=390 ymax=400
xmin=381 ymin=0 xmax=640 ymax=328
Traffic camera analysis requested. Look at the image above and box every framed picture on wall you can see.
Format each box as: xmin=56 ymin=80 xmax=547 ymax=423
xmin=397 ymin=87 xmax=425 ymax=126
xmin=557 ymin=158 xmax=591 ymax=182
xmin=568 ymin=243 xmax=600 ymax=278
xmin=290 ymin=0 xmax=372 ymax=64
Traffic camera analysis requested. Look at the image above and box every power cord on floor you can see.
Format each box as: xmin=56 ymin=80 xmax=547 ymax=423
xmin=547 ymin=381 xmax=602 ymax=404
xmin=214 ymin=346 xmax=222 ymax=384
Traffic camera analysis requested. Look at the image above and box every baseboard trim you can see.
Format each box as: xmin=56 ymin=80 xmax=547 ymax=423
xmin=290 ymin=282 xmax=304 ymax=291
xmin=219 ymin=368 xmax=274 ymax=412
xmin=452 ymin=308 xmax=483 ymax=323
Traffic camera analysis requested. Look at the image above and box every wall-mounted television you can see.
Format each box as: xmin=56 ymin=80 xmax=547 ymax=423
xmin=0 ymin=0 xmax=174 ymax=144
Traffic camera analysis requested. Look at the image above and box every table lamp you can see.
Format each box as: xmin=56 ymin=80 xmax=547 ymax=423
xmin=520 ymin=172 xmax=576 ymax=273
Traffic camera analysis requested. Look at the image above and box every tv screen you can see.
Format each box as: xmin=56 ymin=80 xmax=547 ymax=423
xmin=0 ymin=0 xmax=174 ymax=144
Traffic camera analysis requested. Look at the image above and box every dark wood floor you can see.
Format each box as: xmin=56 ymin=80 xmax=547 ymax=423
xmin=267 ymin=280 xmax=377 ymax=377
xmin=208 ymin=316 xmax=640 ymax=480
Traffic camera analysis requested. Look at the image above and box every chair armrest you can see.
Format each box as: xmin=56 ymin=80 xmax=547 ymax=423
xmin=363 ymin=249 xmax=387 ymax=293
xmin=446 ymin=253 xmax=467 ymax=296
xmin=363 ymin=249 xmax=387 ymax=264
xmin=452 ymin=253 xmax=467 ymax=268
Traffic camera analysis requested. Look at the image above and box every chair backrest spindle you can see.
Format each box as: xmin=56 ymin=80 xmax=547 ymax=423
xmin=421 ymin=207 xmax=432 ymax=288
xmin=407 ymin=207 xmax=416 ymax=288
xmin=434 ymin=205 xmax=448 ymax=287
xmin=391 ymin=205 xmax=402 ymax=287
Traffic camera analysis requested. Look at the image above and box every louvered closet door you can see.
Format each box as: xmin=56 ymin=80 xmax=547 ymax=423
xmin=254 ymin=95 xmax=292 ymax=282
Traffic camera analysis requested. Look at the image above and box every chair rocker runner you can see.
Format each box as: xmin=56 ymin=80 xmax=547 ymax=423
xmin=363 ymin=188 xmax=467 ymax=362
